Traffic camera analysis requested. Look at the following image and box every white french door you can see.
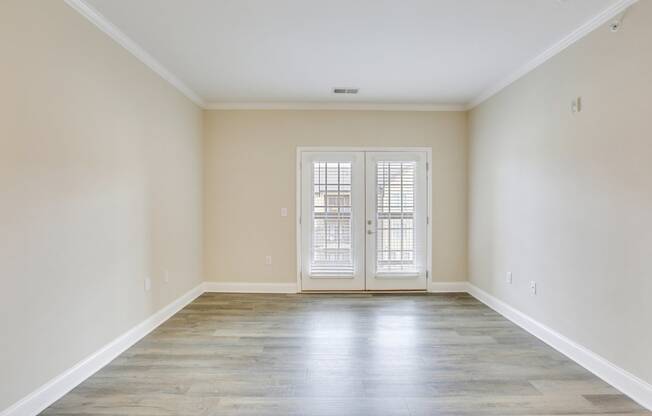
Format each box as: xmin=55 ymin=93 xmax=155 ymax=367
xmin=300 ymin=152 xmax=366 ymax=291
xmin=365 ymin=152 xmax=427 ymax=290
xmin=300 ymin=150 xmax=428 ymax=291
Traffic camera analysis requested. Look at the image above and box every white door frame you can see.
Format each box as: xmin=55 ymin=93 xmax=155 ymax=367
xmin=296 ymin=146 xmax=433 ymax=292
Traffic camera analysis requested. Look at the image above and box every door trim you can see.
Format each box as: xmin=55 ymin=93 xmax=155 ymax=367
xmin=296 ymin=146 xmax=433 ymax=292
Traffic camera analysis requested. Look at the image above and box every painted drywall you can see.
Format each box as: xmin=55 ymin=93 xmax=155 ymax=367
xmin=468 ymin=1 xmax=652 ymax=385
xmin=203 ymin=110 xmax=467 ymax=285
xmin=0 ymin=1 xmax=203 ymax=410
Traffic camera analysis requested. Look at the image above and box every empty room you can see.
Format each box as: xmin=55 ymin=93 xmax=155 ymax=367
xmin=1 ymin=0 xmax=651 ymax=415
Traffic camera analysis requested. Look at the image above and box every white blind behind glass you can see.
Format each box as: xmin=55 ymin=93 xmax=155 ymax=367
xmin=375 ymin=161 xmax=419 ymax=274
xmin=311 ymin=162 xmax=354 ymax=275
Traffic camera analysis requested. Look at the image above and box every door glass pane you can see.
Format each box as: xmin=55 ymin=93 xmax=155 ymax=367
xmin=311 ymin=162 xmax=353 ymax=275
xmin=375 ymin=161 xmax=418 ymax=274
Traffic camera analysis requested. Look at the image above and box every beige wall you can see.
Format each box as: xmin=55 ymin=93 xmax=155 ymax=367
xmin=0 ymin=1 xmax=203 ymax=409
xmin=203 ymin=110 xmax=467 ymax=285
xmin=4 ymin=0 xmax=651 ymax=409
xmin=468 ymin=1 xmax=652 ymax=385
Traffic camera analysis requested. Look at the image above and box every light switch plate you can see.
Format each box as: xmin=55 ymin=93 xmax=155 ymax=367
xmin=281 ymin=207 xmax=288 ymax=217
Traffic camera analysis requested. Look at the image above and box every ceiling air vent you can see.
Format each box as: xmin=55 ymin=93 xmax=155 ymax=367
xmin=333 ymin=88 xmax=359 ymax=94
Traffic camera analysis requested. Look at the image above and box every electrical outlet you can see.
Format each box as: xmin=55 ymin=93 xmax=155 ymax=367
xmin=280 ymin=207 xmax=288 ymax=217
xmin=265 ymin=255 xmax=272 ymax=265
xmin=144 ymin=277 xmax=152 ymax=292
xmin=506 ymin=272 xmax=513 ymax=284
xmin=530 ymin=280 xmax=537 ymax=295
xmin=163 ymin=269 xmax=170 ymax=283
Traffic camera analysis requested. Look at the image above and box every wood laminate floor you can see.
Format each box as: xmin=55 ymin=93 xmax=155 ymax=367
xmin=42 ymin=293 xmax=649 ymax=416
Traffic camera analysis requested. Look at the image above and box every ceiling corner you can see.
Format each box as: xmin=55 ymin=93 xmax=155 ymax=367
xmin=467 ymin=0 xmax=639 ymax=110
xmin=64 ymin=0 xmax=206 ymax=108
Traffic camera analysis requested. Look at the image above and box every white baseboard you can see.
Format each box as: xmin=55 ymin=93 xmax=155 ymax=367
xmin=203 ymin=281 xmax=298 ymax=293
xmin=5 ymin=280 xmax=650 ymax=415
xmin=1 ymin=283 xmax=204 ymax=416
xmin=205 ymin=281 xmax=465 ymax=294
xmin=467 ymin=283 xmax=652 ymax=411
xmin=428 ymin=281 xmax=470 ymax=293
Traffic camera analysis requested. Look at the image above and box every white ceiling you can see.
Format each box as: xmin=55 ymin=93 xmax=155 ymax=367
xmin=79 ymin=0 xmax=626 ymax=108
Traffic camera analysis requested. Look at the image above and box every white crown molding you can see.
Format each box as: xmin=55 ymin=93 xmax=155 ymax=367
xmin=0 ymin=283 xmax=204 ymax=416
xmin=63 ymin=0 xmax=206 ymax=108
xmin=204 ymin=102 xmax=466 ymax=112
xmin=65 ymin=0 xmax=639 ymax=113
xmin=466 ymin=0 xmax=640 ymax=110
xmin=467 ymin=283 xmax=652 ymax=411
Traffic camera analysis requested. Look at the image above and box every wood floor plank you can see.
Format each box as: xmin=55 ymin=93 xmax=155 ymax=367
xmin=41 ymin=293 xmax=649 ymax=415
